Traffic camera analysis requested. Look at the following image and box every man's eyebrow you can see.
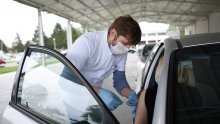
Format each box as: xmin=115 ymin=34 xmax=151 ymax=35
xmin=126 ymin=40 xmax=134 ymax=45
xmin=123 ymin=42 xmax=134 ymax=46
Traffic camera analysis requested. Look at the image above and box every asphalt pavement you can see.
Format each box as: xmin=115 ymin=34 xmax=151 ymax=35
xmin=0 ymin=72 xmax=16 ymax=120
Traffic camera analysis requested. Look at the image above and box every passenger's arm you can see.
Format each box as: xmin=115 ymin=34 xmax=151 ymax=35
xmin=135 ymin=90 xmax=148 ymax=124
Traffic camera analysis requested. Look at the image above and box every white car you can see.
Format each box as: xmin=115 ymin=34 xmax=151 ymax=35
xmin=138 ymin=32 xmax=220 ymax=124
xmin=2 ymin=32 xmax=220 ymax=124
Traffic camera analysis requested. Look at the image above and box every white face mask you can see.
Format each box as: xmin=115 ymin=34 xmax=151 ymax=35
xmin=110 ymin=42 xmax=129 ymax=54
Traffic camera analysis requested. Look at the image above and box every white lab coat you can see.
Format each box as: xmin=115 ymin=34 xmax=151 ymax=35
xmin=66 ymin=31 xmax=127 ymax=87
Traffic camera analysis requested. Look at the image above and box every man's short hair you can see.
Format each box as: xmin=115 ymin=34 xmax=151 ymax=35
xmin=108 ymin=15 xmax=142 ymax=45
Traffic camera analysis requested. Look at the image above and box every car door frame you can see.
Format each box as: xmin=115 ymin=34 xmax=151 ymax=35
xmin=8 ymin=45 xmax=119 ymax=124
xmin=153 ymin=38 xmax=180 ymax=124
xmin=141 ymin=38 xmax=180 ymax=124
xmin=141 ymin=42 xmax=164 ymax=91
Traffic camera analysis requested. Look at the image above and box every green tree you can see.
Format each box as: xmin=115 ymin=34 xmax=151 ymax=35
xmin=32 ymin=23 xmax=83 ymax=51
xmin=32 ymin=27 xmax=50 ymax=45
xmin=72 ymin=27 xmax=83 ymax=43
xmin=0 ymin=39 xmax=8 ymax=53
xmin=51 ymin=23 xmax=67 ymax=49
xmin=32 ymin=27 xmax=40 ymax=45
xmin=44 ymin=36 xmax=54 ymax=49
xmin=12 ymin=33 xmax=25 ymax=53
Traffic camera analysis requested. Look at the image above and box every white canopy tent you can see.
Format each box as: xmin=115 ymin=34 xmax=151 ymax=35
xmin=14 ymin=0 xmax=220 ymax=29
xmin=13 ymin=0 xmax=220 ymax=47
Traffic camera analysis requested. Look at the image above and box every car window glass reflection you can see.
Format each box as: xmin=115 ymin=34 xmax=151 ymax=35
xmin=173 ymin=44 xmax=220 ymax=124
xmin=18 ymin=51 xmax=102 ymax=124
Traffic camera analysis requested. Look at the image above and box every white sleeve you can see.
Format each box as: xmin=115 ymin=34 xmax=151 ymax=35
xmin=66 ymin=34 xmax=92 ymax=71
xmin=116 ymin=53 xmax=128 ymax=71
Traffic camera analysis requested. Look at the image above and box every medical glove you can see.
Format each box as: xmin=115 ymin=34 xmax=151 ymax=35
xmin=127 ymin=91 xmax=138 ymax=118
xmin=98 ymin=88 xmax=123 ymax=111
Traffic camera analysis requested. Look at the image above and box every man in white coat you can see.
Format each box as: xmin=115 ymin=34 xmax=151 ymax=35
xmin=62 ymin=15 xmax=142 ymax=118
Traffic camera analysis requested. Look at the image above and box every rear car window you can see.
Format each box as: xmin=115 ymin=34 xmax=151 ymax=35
xmin=172 ymin=43 xmax=220 ymax=124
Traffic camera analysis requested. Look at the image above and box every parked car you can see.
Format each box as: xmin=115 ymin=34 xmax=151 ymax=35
xmin=14 ymin=52 xmax=24 ymax=64
xmin=128 ymin=46 xmax=136 ymax=53
xmin=2 ymin=32 xmax=220 ymax=124
xmin=136 ymin=41 xmax=146 ymax=55
xmin=15 ymin=52 xmax=42 ymax=64
xmin=139 ymin=43 xmax=155 ymax=62
xmin=135 ymin=43 xmax=155 ymax=92
xmin=0 ymin=58 xmax=6 ymax=67
xmin=137 ymin=32 xmax=220 ymax=124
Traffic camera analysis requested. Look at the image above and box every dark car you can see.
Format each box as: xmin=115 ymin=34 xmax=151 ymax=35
xmin=139 ymin=43 xmax=155 ymax=63
xmin=138 ymin=32 xmax=220 ymax=124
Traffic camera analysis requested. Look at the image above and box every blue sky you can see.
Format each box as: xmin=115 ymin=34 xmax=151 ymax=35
xmin=0 ymin=0 xmax=168 ymax=48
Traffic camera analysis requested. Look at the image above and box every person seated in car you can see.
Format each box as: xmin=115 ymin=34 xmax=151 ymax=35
xmin=134 ymin=55 xmax=164 ymax=124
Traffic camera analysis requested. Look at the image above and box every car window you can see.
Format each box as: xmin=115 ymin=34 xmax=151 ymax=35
xmin=17 ymin=50 xmax=103 ymax=124
xmin=141 ymin=42 xmax=163 ymax=90
xmin=140 ymin=44 xmax=155 ymax=63
xmin=145 ymin=51 xmax=164 ymax=124
xmin=143 ymin=45 xmax=155 ymax=56
xmin=172 ymin=43 xmax=220 ymax=124
xmin=148 ymin=43 xmax=160 ymax=62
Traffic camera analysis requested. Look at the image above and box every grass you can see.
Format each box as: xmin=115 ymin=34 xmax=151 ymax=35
xmin=46 ymin=60 xmax=59 ymax=65
xmin=5 ymin=60 xmax=15 ymax=64
xmin=0 ymin=60 xmax=59 ymax=74
xmin=0 ymin=66 xmax=18 ymax=74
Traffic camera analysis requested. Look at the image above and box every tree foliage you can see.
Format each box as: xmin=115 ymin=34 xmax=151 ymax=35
xmin=0 ymin=22 xmax=83 ymax=53
xmin=32 ymin=27 xmax=40 ymax=45
xmin=47 ymin=23 xmax=83 ymax=50
xmin=51 ymin=23 xmax=67 ymax=49
xmin=32 ymin=27 xmax=49 ymax=46
xmin=72 ymin=27 xmax=83 ymax=43
xmin=12 ymin=33 xmax=25 ymax=53
xmin=0 ymin=39 xmax=8 ymax=53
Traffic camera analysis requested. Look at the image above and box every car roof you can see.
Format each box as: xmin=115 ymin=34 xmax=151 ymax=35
xmin=162 ymin=33 xmax=220 ymax=52
xmin=145 ymin=43 xmax=156 ymax=46
xmin=179 ymin=33 xmax=220 ymax=47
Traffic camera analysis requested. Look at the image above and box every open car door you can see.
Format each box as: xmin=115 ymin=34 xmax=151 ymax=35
xmin=2 ymin=45 xmax=119 ymax=124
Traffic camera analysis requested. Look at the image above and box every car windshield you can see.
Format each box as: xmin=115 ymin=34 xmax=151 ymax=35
xmin=172 ymin=43 xmax=220 ymax=124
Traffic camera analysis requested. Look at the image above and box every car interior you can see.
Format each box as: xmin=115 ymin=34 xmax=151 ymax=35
xmin=172 ymin=44 xmax=220 ymax=124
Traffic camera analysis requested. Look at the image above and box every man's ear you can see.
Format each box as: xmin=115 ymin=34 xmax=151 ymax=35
xmin=108 ymin=28 xmax=117 ymax=42
xmin=110 ymin=28 xmax=117 ymax=36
